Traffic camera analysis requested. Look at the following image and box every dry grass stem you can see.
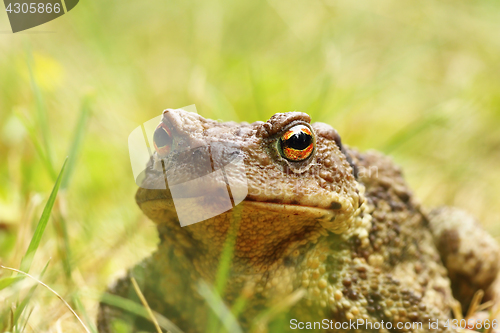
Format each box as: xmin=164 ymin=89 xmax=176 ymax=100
xmin=131 ymin=276 xmax=164 ymax=333
xmin=0 ymin=265 xmax=91 ymax=333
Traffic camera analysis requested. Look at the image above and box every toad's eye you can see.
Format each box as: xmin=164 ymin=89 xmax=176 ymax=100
xmin=153 ymin=123 xmax=172 ymax=156
xmin=278 ymin=125 xmax=315 ymax=161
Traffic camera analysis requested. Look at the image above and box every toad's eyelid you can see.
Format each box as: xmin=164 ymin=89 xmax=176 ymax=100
xmin=280 ymin=122 xmax=313 ymax=135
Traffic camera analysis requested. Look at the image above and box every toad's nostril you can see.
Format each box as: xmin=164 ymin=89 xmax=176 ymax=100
xmin=153 ymin=123 xmax=173 ymax=156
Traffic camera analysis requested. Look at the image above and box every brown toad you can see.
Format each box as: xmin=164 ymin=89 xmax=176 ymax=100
xmin=98 ymin=109 xmax=500 ymax=333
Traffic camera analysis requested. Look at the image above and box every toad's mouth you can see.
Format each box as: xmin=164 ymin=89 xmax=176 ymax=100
xmin=243 ymin=200 xmax=341 ymax=219
xmin=136 ymin=188 xmax=342 ymax=215
xmin=136 ymin=188 xmax=350 ymax=232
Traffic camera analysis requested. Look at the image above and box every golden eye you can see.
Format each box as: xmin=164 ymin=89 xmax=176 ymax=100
xmin=278 ymin=125 xmax=315 ymax=161
xmin=153 ymin=123 xmax=172 ymax=156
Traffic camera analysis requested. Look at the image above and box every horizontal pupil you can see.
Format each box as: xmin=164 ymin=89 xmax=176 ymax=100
xmin=283 ymin=132 xmax=312 ymax=151
xmin=154 ymin=127 xmax=172 ymax=148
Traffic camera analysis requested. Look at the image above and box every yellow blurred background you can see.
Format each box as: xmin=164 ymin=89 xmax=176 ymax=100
xmin=1 ymin=0 xmax=500 ymax=330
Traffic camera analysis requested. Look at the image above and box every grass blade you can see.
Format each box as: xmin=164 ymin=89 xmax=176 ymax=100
xmin=53 ymin=210 xmax=73 ymax=279
xmin=252 ymin=289 xmax=305 ymax=333
xmin=206 ymin=206 xmax=242 ymax=333
xmin=11 ymin=259 xmax=51 ymax=328
xmin=61 ymin=96 xmax=92 ymax=190
xmin=52 ymin=96 xmax=91 ymax=280
xmin=214 ymin=205 xmax=242 ymax=294
xmin=197 ymin=280 xmax=243 ymax=333
xmin=19 ymin=306 xmax=34 ymax=333
xmin=131 ymin=277 xmax=162 ymax=333
xmin=72 ymin=293 xmax=98 ymax=333
xmin=14 ymin=111 xmax=55 ymax=179
xmin=19 ymin=157 xmax=68 ymax=274
xmin=100 ymin=293 xmax=184 ymax=333
xmin=26 ymin=49 xmax=56 ymax=180
xmin=0 ymin=276 xmax=24 ymax=291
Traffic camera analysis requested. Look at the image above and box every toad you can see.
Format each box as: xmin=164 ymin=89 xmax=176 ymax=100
xmin=98 ymin=109 xmax=500 ymax=332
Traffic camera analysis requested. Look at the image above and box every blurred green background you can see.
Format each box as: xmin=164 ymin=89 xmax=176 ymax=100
xmin=1 ymin=0 xmax=500 ymax=330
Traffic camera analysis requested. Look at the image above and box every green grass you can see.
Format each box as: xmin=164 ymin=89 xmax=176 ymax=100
xmin=0 ymin=154 xmax=65 ymax=332
xmin=19 ymin=157 xmax=66 ymax=274
xmin=1 ymin=0 xmax=500 ymax=331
